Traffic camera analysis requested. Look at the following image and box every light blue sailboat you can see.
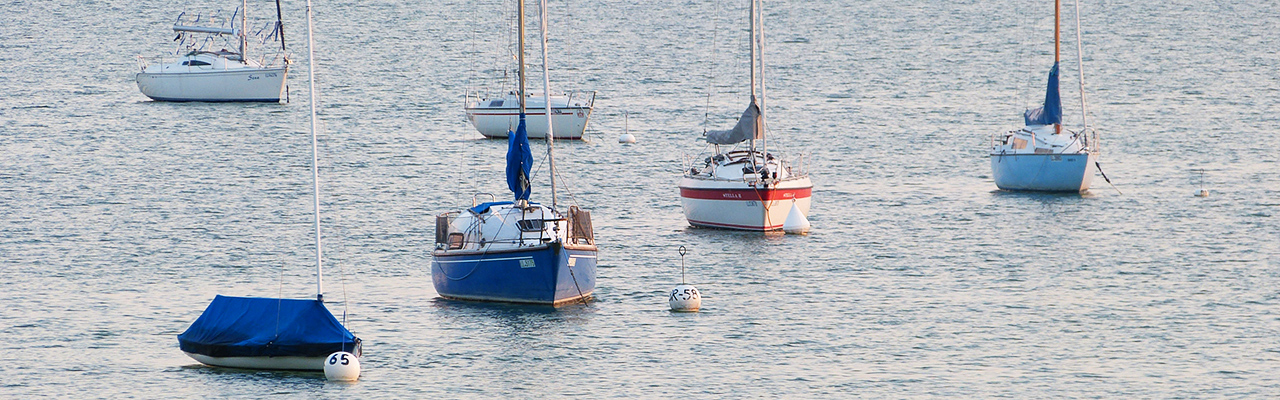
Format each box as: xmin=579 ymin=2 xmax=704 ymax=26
xmin=991 ymin=0 xmax=1101 ymax=192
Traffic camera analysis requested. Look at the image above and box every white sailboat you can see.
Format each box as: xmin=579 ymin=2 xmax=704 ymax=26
xmin=135 ymin=0 xmax=289 ymax=102
xmin=463 ymin=0 xmax=594 ymax=140
xmin=431 ymin=0 xmax=597 ymax=305
xmin=678 ymin=0 xmax=813 ymax=231
xmin=990 ymin=0 xmax=1100 ymax=192
xmin=177 ymin=0 xmax=360 ymax=371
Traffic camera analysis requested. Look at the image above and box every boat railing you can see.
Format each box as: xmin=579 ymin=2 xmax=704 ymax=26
xmin=471 ymin=193 xmax=497 ymax=207
xmin=566 ymin=90 xmax=596 ymax=108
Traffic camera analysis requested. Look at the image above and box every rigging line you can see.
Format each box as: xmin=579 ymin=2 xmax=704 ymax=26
xmin=703 ymin=0 xmax=721 ymax=134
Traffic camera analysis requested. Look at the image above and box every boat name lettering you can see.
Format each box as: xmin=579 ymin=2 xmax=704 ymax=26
xmin=246 ymin=75 xmax=260 ymax=81
xmin=723 ymin=193 xmax=742 ymax=199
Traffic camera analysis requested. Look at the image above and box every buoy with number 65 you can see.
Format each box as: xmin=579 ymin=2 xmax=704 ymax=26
xmin=668 ymin=246 xmax=701 ymax=312
xmin=324 ymin=351 xmax=360 ymax=382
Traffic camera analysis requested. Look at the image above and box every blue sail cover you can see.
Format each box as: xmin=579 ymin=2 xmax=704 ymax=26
xmin=178 ymin=295 xmax=359 ymax=358
xmin=1024 ymin=62 xmax=1063 ymax=126
xmin=506 ymin=115 xmax=533 ymax=201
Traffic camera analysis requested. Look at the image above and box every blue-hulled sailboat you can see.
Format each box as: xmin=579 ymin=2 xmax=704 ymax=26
xmin=177 ymin=0 xmax=361 ymax=370
xmin=431 ymin=0 xmax=597 ymax=306
xmin=991 ymin=0 xmax=1100 ymax=192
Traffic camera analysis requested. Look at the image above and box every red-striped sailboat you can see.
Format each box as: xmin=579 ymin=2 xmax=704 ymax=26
xmin=678 ymin=0 xmax=812 ymax=232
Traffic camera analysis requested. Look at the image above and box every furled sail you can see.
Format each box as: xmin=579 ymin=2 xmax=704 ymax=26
xmin=506 ymin=116 xmax=533 ymax=201
xmin=706 ymin=98 xmax=762 ymax=145
xmin=1024 ymin=62 xmax=1063 ymax=126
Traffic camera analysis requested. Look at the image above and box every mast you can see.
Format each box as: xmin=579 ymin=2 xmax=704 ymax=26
xmin=539 ymin=0 xmax=557 ymax=208
xmin=304 ymin=0 xmax=323 ymax=301
xmin=518 ymin=0 xmax=526 ymax=116
xmin=757 ymin=0 xmax=767 ymax=158
xmin=240 ymin=0 xmax=248 ymax=61
xmin=1073 ymin=0 xmax=1089 ymax=140
xmin=1054 ymin=0 xmax=1062 ymax=135
xmin=747 ymin=0 xmax=757 ymax=163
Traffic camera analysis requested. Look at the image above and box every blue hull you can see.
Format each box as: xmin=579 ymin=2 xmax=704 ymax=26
xmin=431 ymin=243 xmax=597 ymax=305
xmin=991 ymin=152 xmax=1097 ymax=192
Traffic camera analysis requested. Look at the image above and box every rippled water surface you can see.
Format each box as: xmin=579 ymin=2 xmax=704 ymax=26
xmin=3 ymin=0 xmax=1279 ymax=397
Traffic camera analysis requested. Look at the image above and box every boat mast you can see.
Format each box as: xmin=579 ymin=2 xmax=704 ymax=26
xmin=1054 ymin=0 xmax=1062 ymax=135
xmin=304 ymin=0 xmax=323 ymax=301
xmin=539 ymin=0 xmax=557 ymax=208
xmin=240 ymin=0 xmax=248 ymax=61
xmin=518 ymin=0 xmax=526 ymax=117
xmin=1073 ymin=0 xmax=1089 ymax=141
xmin=757 ymin=0 xmax=767 ymax=160
xmin=747 ymin=0 xmax=757 ymax=165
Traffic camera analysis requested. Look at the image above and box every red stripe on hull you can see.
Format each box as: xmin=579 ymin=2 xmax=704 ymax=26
xmin=687 ymin=218 xmax=782 ymax=231
xmin=679 ymin=187 xmax=812 ymax=201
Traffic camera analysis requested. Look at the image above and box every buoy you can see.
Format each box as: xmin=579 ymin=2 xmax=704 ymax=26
xmin=668 ymin=246 xmax=700 ymax=312
xmin=324 ymin=351 xmax=360 ymax=382
xmin=782 ymin=202 xmax=810 ymax=234
xmin=619 ymin=112 xmax=636 ymax=143
xmin=669 ymin=283 xmax=701 ymax=312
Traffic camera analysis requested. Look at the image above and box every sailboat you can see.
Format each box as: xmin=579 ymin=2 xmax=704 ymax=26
xmin=678 ymin=0 xmax=813 ymax=232
xmin=463 ymin=0 xmax=595 ymax=140
xmin=990 ymin=0 xmax=1100 ymax=192
xmin=135 ymin=0 xmax=289 ymax=102
xmin=177 ymin=0 xmax=361 ymax=370
xmin=432 ymin=0 xmax=597 ymax=305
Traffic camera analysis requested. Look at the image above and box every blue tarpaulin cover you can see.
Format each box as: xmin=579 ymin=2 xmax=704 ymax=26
xmin=506 ymin=115 xmax=533 ymax=201
xmin=1024 ymin=62 xmax=1063 ymax=126
xmin=178 ymin=295 xmax=359 ymax=358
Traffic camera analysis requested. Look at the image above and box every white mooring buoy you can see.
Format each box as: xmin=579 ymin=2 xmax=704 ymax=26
xmin=668 ymin=246 xmax=701 ymax=312
xmin=1194 ymin=169 xmax=1209 ymax=197
xmin=619 ymin=111 xmax=637 ymax=143
xmin=782 ymin=201 xmax=810 ymax=235
xmin=324 ymin=351 xmax=360 ymax=382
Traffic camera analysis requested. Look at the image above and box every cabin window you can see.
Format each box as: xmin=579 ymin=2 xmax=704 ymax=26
xmin=516 ymin=219 xmax=544 ymax=232
xmin=446 ymin=233 xmax=466 ymax=250
xmin=1011 ymin=138 xmax=1028 ymax=150
xmin=489 ymin=99 xmax=504 ymax=107
xmin=182 ymin=60 xmax=212 ymax=66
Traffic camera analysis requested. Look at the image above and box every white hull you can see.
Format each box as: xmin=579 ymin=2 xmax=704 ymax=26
xmin=184 ymin=352 xmax=326 ymax=371
xmin=679 ymin=177 xmax=812 ymax=231
xmin=466 ymin=107 xmax=591 ymax=139
xmin=136 ymin=67 xmax=287 ymax=102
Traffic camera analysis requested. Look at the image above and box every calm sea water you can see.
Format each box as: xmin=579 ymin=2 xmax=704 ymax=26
xmin=3 ymin=0 xmax=1278 ymax=397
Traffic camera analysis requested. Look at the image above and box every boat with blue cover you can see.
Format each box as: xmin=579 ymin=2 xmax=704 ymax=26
xmin=177 ymin=0 xmax=360 ymax=371
xmin=990 ymin=0 xmax=1101 ymax=192
xmin=431 ymin=0 xmax=597 ymax=306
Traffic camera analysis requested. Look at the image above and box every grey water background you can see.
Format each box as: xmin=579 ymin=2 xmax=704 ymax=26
xmin=3 ymin=0 xmax=1279 ymax=397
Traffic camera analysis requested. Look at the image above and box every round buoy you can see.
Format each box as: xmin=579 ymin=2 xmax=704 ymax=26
xmin=324 ymin=351 xmax=360 ymax=382
xmin=669 ymin=283 xmax=701 ymax=312
xmin=1195 ymin=188 xmax=1209 ymax=197
xmin=782 ymin=202 xmax=810 ymax=234
xmin=619 ymin=133 xmax=637 ymax=143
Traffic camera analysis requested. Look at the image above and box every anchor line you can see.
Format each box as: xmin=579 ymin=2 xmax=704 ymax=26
xmin=1095 ymin=161 xmax=1121 ymax=195
xmin=567 ymin=258 xmax=589 ymax=305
